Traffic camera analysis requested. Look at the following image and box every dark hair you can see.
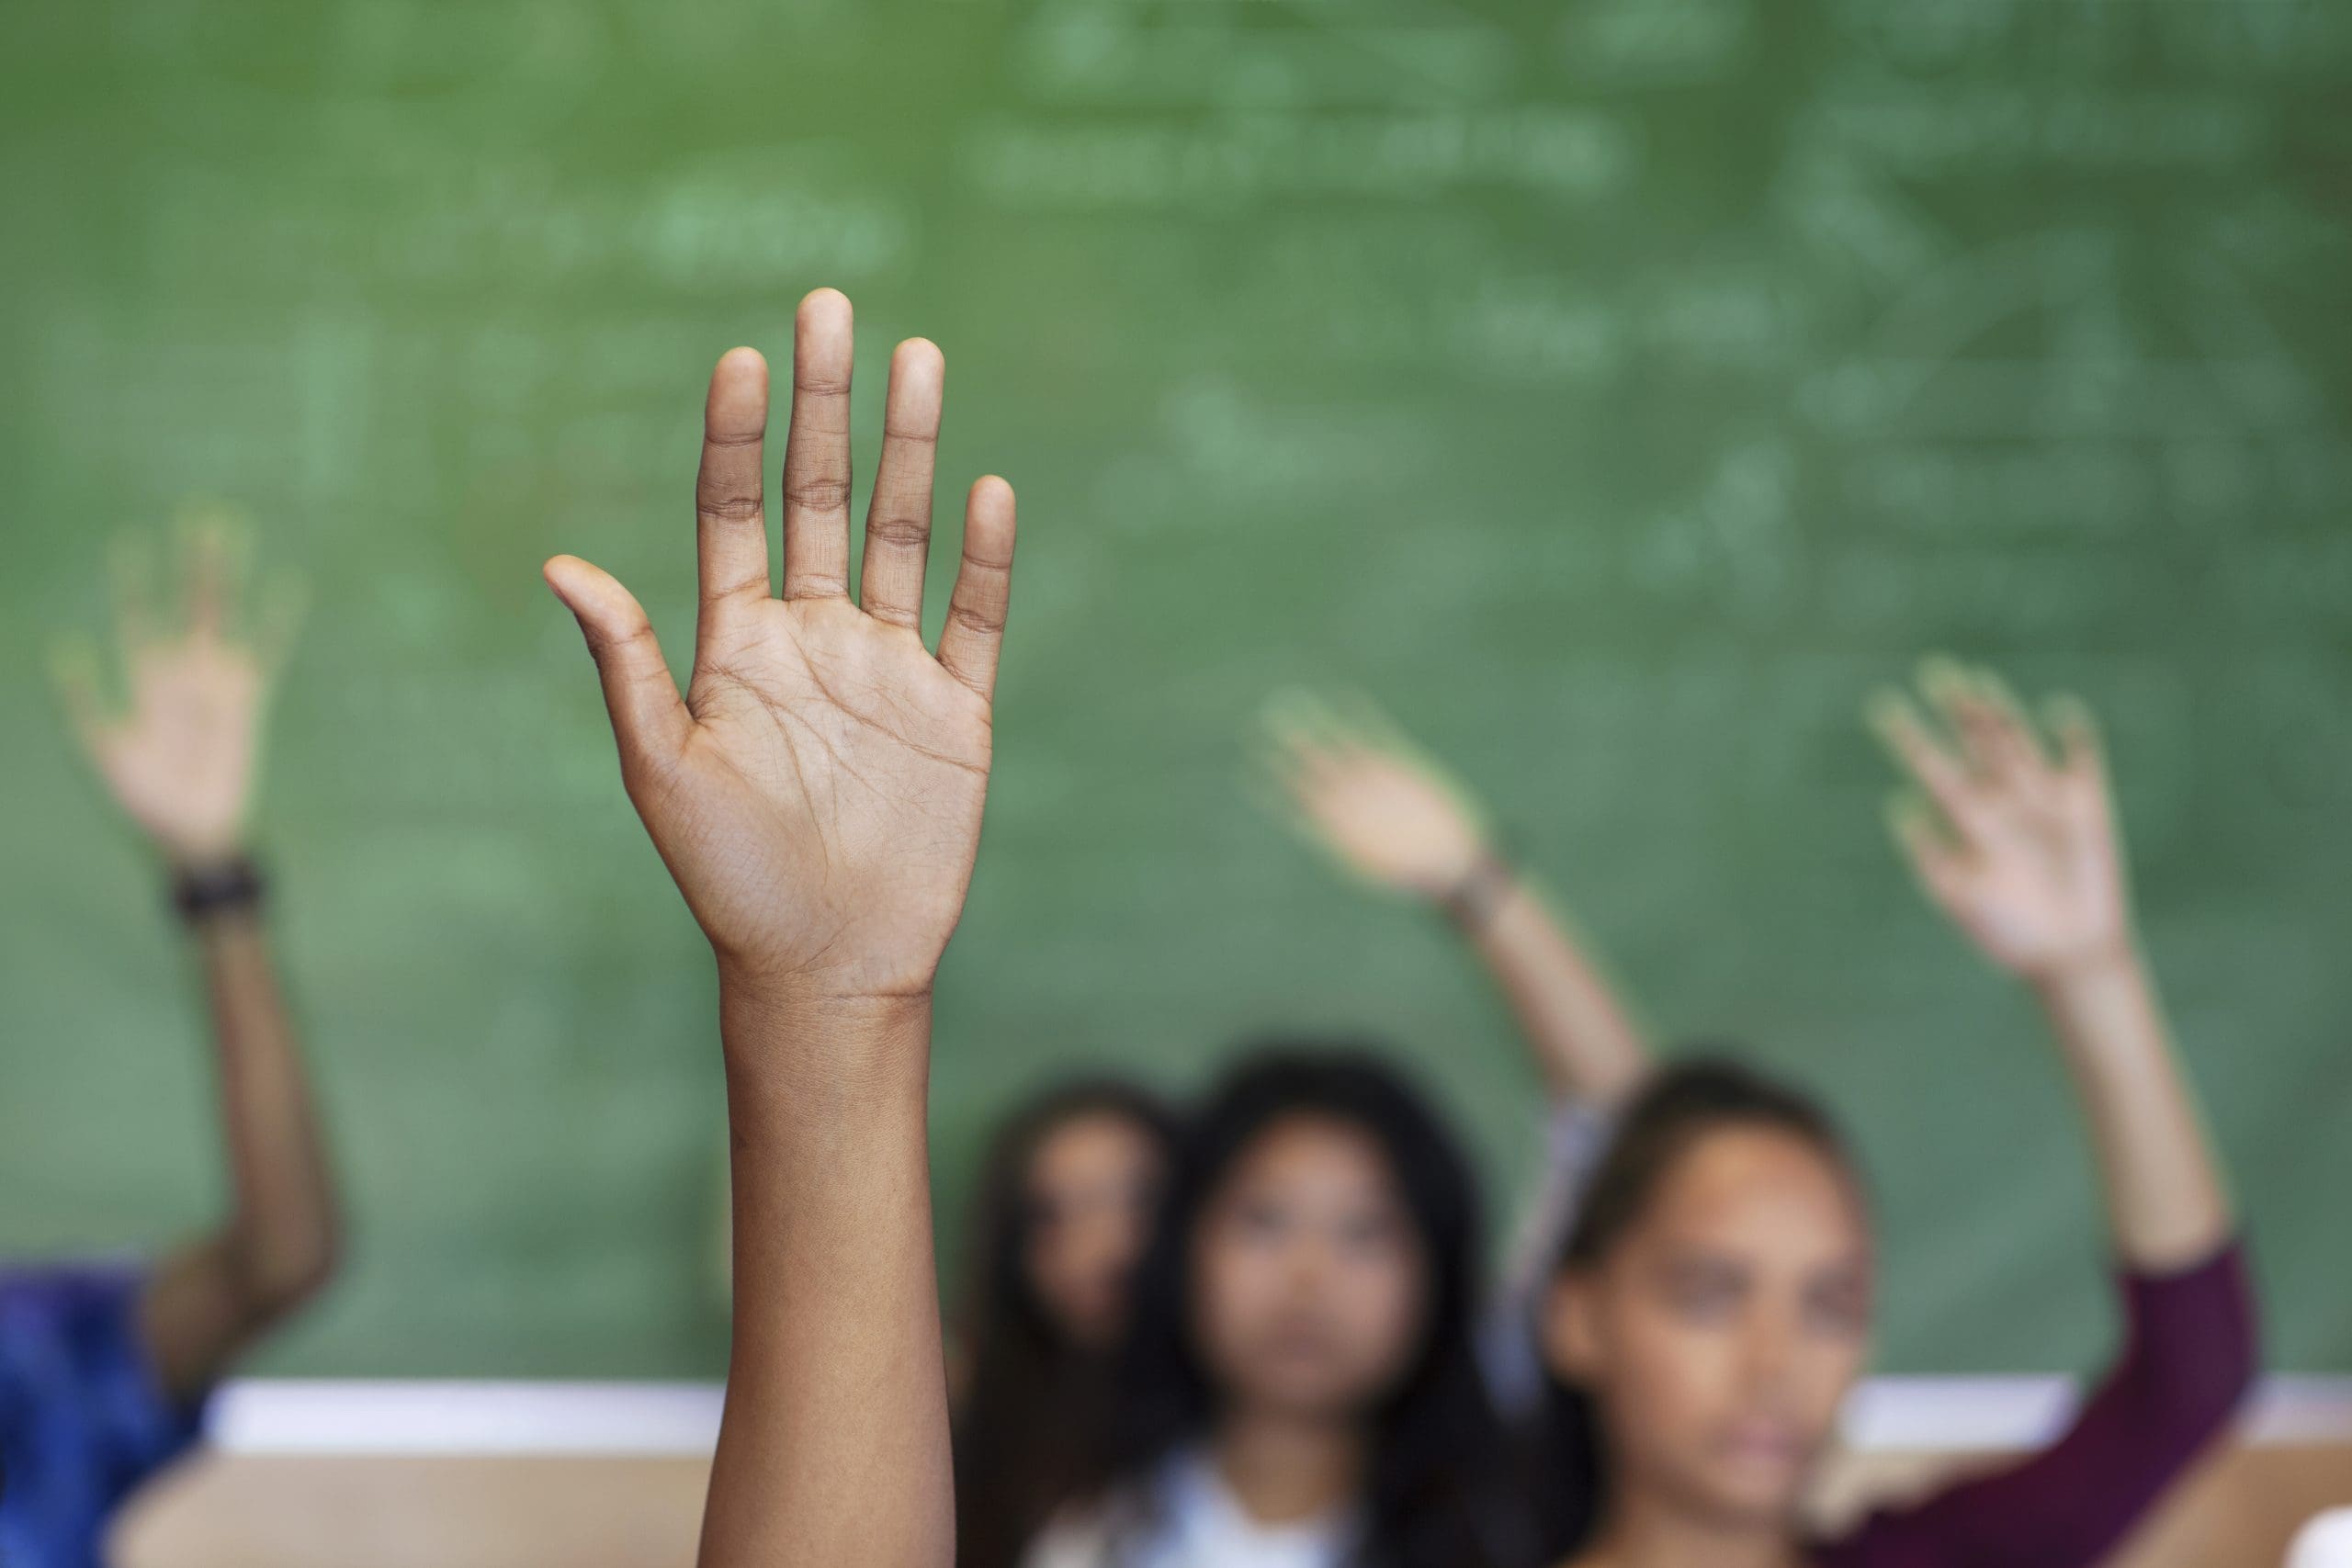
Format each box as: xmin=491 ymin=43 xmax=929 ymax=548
xmin=1083 ymin=1042 xmax=1537 ymax=1568
xmin=1535 ymin=1054 xmax=1862 ymax=1555
xmin=952 ymin=1077 xmax=1182 ymax=1568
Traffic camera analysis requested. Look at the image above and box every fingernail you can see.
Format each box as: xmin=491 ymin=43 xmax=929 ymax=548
xmin=1917 ymin=654 xmax=1970 ymax=701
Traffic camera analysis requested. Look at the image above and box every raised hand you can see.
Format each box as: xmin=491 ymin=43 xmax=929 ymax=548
xmin=544 ymin=289 xmax=1017 ymax=1003
xmin=1259 ymin=692 xmax=1492 ymax=899
xmin=51 ymin=514 xmax=302 ymax=868
xmin=1871 ymin=660 xmax=2132 ymax=982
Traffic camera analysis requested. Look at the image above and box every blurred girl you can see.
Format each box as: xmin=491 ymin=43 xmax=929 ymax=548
xmin=1026 ymin=1047 xmax=1537 ymax=1568
xmin=956 ymin=1080 xmax=1181 ymax=1568
xmin=1536 ymin=666 xmax=2256 ymax=1567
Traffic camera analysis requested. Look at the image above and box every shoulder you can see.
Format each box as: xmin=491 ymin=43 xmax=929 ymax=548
xmin=0 ymin=1257 xmax=208 ymax=1474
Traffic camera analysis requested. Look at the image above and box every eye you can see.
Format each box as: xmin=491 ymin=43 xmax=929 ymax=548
xmin=1233 ymin=1198 xmax=1292 ymax=1242
xmin=1335 ymin=1210 xmax=1402 ymax=1259
xmin=1804 ymin=1274 xmax=1871 ymax=1338
xmin=1661 ymin=1263 xmax=1745 ymax=1323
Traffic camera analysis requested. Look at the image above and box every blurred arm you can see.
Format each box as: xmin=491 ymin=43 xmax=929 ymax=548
xmin=1261 ymin=694 xmax=1651 ymax=1107
xmin=1449 ymin=865 xmax=1650 ymax=1107
xmin=141 ymin=891 xmax=341 ymax=1402
xmin=1872 ymin=661 xmax=2232 ymax=1273
xmin=50 ymin=517 xmax=335 ymax=1402
xmin=1838 ymin=661 xmax=2255 ymax=1568
xmin=2032 ymin=947 xmax=2231 ymax=1271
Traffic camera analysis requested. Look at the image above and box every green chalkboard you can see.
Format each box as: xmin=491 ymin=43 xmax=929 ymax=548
xmin=2 ymin=0 xmax=2347 ymax=1379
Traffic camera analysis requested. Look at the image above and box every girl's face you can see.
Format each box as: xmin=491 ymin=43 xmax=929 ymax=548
xmin=1190 ymin=1114 xmax=1430 ymax=1424
xmin=1023 ymin=1111 xmax=1167 ymax=1349
xmin=1544 ymin=1125 xmax=1874 ymax=1530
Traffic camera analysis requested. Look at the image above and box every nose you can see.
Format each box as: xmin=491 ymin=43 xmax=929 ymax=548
xmin=1270 ymin=1225 xmax=1350 ymax=1303
xmin=1069 ymin=1204 xmax=1132 ymax=1266
xmin=1738 ymin=1301 xmax=1803 ymax=1394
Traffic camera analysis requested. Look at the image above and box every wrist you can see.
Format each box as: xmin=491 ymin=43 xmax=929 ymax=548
xmin=2028 ymin=942 xmax=2161 ymax=1064
xmin=1439 ymin=849 xmax=1516 ymax=931
xmin=717 ymin=969 xmax=934 ymax=1098
xmin=2025 ymin=937 xmax=2144 ymax=999
xmin=714 ymin=947 xmax=938 ymax=1014
xmin=718 ymin=968 xmax=935 ymax=1023
xmin=157 ymin=828 xmax=253 ymax=876
xmin=170 ymin=855 xmax=267 ymax=925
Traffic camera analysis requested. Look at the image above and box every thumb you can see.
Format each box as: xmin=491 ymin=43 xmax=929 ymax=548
xmin=545 ymin=555 xmax=692 ymax=769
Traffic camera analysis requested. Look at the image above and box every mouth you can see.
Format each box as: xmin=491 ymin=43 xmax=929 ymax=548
xmin=1714 ymin=1421 xmax=1809 ymax=1472
xmin=1258 ymin=1319 xmax=1345 ymax=1365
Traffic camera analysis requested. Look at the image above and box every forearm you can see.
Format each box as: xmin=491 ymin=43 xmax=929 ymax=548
xmin=2035 ymin=947 xmax=2232 ymax=1272
xmin=1454 ymin=866 xmax=1650 ymax=1108
xmin=699 ymin=981 xmax=953 ymax=1568
xmin=195 ymin=901 xmax=342 ymax=1300
xmin=141 ymin=893 xmax=340 ymax=1400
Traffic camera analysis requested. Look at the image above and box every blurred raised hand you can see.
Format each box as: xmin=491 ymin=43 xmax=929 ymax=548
xmin=1871 ymin=660 xmax=2132 ymax=983
xmin=1872 ymin=665 xmax=2235 ymax=1273
xmin=1258 ymin=692 xmax=1493 ymax=900
xmin=52 ymin=517 xmax=337 ymax=1400
xmin=545 ymin=289 xmax=1017 ymax=1004
xmin=1258 ymin=689 xmax=1652 ymax=1115
xmin=51 ymin=513 xmax=303 ymax=867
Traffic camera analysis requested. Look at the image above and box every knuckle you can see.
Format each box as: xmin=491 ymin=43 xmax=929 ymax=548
xmin=945 ymin=598 xmax=1005 ymax=637
xmin=863 ymin=513 xmax=933 ymax=551
xmin=696 ymin=491 xmax=764 ymax=524
xmin=785 ymin=476 xmax=853 ymax=513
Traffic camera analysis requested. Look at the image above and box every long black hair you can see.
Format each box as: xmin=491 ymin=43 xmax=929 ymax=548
xmin=1081 ymin=1042 xmax=1537 ymax=1568
xmin=1534 ymin=1054 xmax=1862 ymax=1556
xmin=952 ymin=1077 xmax=1181 ymax=1568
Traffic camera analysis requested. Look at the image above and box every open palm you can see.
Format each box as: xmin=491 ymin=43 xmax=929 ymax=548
xmin=1871 ymin=663 xmax=2131 ymax=981
xmin=547 ymin=290 xmax=1016 ymax=1000
xmin=1261 ymin=694 xmax=1490 ymax=898
xmin=54 ymin=521 xmax=300 ymax=867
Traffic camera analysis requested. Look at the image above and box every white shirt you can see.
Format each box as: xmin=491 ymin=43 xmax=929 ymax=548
xmin=2289 ymin=1510 xmax=2352 ymax=1568
xmin=1477 ymin=1098 xmax=1611 ymax=1417
xmin=1021 ymin=1447 xmax=1361 ymax=1568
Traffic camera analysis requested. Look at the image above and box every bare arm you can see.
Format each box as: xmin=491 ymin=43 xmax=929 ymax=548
xmin=2032 ymin=953 xmax=2231 ymax=1269
xmin=1872 ymin=662 xmax=2232 ymax=1271
xmin=53 ymin=519 xmax=338 ymax=1403
xmin=141 ymin=906 xmax=341 ymax=1400
xmin=1261 ymin=695 xmax=1650 ymax=1106
xmin=547 ymin=290 xmax=1016 ymax=1568
xmin=1453 ymin=878 xmax=1651 ymax=1108
xmin=712 ymin=989 xmax=947 ymax=1567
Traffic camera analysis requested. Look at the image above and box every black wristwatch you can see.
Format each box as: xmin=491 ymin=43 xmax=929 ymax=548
xmin=172 ymin=856 xmax=267 ymax=921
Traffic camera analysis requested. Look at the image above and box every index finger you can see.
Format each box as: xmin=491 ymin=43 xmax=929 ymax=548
xmin=695 ymin=347 xmax=774 ymax=648
xmin=1867 ymin=689 xmax=1991 ymax=840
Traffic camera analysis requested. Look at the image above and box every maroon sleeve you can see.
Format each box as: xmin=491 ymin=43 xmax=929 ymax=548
xmin=1818 ymin=1242 xmax=2256 ymax=1568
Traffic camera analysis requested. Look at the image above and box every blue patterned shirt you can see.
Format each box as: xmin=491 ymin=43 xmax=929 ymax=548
xmin=0 ymin=1264 xmax=209 ymax=1568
